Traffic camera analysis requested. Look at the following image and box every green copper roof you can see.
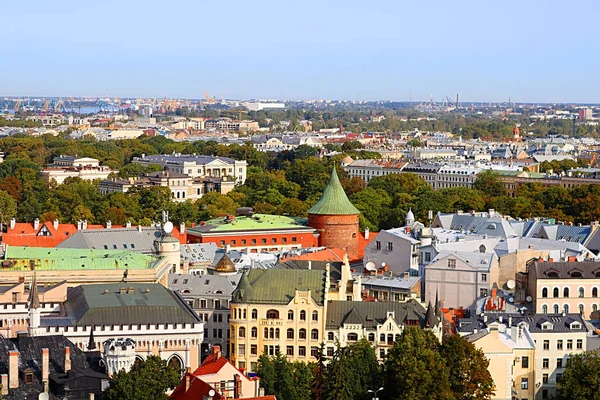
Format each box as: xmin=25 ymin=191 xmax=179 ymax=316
xmin=308 ymin=167 xmax=360 ymax=215
xmin=188 ymin=214 xmax=309 ymax=233
xmin=3 ymin=246 xmax=162 ymax=271
xmin=232 ymin=269 xmax=326 ymax=305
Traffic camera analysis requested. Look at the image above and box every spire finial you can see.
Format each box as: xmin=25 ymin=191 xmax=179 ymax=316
xmin=28 ymin=273 xmax=40 ymax=310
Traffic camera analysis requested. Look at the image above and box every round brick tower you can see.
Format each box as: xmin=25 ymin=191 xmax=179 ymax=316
xmin=308 ymin=167 xmax=360 ymax=255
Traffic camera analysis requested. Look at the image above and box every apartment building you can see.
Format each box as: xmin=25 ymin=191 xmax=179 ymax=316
xmin=41 ymin=156 xmax=116 ymax=185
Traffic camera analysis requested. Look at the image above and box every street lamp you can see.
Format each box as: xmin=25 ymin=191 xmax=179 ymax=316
xmin=368 ymin=387 xmax=383 ymax=400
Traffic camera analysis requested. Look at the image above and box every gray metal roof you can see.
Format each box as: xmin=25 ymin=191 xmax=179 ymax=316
xmin=326 ymin=299 xmax=429 ymax=329
xmin=457 ymin=312 xmax=588 ymax=334
xmin=57 ymin=227 xmax=167 ymax=253
xmin=531 ymin=261 xmax=600 ymax=279
xmin=62 ymin=283 xmax=200 ymax=326
xmin=137 ymin=154 xmax=237 ymax=165
xmin=433 ymin=251 xmax=496 ymax=270
xmin=169 ymin=273 xmax=241 ymax=297
xmin=181 ymin=243 xmax=219 ymax=264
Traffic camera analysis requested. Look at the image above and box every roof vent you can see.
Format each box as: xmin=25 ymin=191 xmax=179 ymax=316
xmin=127 ymin=287 xmax=135 ymax=294
xmin=119 ymin=287 xmax=126 ymax=294
xmin=145 ymin=288 xmax=150 ymax=293
xmin=103 ymin=289 xmax=109 ymax=295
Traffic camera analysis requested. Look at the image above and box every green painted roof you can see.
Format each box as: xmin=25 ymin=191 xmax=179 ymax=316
xmin=67 ymin=283 xmax=200 ymax=325
xmin=3 ymin=246 xmax=162 ymax=271
xmin=188 ymin=214 xmax=309 ymax=234
xmin=308 ymin=168 xmax=360 ymax=215
xmin=232 ymin=269 xmax=326 ymax=305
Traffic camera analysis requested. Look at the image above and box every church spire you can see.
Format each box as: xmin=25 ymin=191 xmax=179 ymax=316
xmin=28 ymin=273 xmax=40 ymax=310
xmin=88 ymin=325 xmax=97 ymax=351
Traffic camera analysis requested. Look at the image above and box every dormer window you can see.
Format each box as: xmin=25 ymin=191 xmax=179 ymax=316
xmin=541 ymin=322 xmax=553 ymax=330
xmin=570 ymin=270 xmax=583 ymax=278
xmin=546 ymin=270 xmax=559 ymax=278
xmin=571 ymin=323 xmax=581 ymax=329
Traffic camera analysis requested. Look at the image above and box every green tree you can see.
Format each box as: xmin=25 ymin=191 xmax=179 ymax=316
xmin=104 ymin=355 xmax=182 ymax=400
xmin=383 ymin=327 xmax=454 ymax=400
xmin=324 ymin=346 xmax=353 ymax=400
xmin=0 ymin=190 xmax=17 ymax=229
xmin=473 ymin=170 xmax=505 ymax=198
xmin=558 ymin=349 xmax=600 ymax=400
xmin=440 ymin=335 xmax=495 ymax=400
xmin=346 ymin=339 xmax=382 ymax=400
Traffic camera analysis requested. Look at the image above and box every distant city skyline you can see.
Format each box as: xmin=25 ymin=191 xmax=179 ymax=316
xmin=1 ymin=0 xmax=599 ymax=103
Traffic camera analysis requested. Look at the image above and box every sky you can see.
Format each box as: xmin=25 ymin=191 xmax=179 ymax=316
xmin=1 ymin=0 xmax=599 ymax=103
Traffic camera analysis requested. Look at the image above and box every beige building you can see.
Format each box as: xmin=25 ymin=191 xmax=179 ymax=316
xmin=527 ymin=260 xmax=600 ymax=318
xmin=460 ymin=312 xmax=589 ymax=400
xmin=41 ymin=156 xmax=116 ymax=185
xmin=229 ymin=269 xmax=328 ymax=372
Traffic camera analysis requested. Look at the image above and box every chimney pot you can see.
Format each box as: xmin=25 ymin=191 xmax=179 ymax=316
xmin=9 ymin=218 xmax=16 ymax=230
xmin=9 ymin=350 xmax=18 ymax=389
xmin=1 ymin=374 xmax=7 ymax=395
xmin=53 ymin=219 xmax=59 ymax=230
xmin=42 ymin=348 xmax=49 ymax=388
xmin=34 ymin=218 xmax=40 ymax=230
xmin=213 ymin=345 xmax=222 ymax=359
xmin=64 ymin=346 xmax=71 ymax=372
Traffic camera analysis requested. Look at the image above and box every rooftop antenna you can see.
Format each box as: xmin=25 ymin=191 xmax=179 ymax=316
xmin=161 ymin=210 xmax=169 ymax=223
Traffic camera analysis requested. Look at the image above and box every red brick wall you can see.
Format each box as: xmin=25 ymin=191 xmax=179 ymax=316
xmin=308 ymin=214 xmax=359 ymax=255
xmin=187 ymin=231 xmax=318 ymax=250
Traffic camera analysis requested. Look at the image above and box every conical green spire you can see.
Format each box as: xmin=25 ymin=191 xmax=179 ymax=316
xmin=308 ymin=167 xmax=360 ymax=215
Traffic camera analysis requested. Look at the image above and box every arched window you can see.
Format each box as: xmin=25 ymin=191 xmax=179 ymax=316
xmin=564 ymin=304 xmax=569 ymax=314
xmin=368 ymin=333 xmax=375 ymax=342
xmin=387 ymin=334 xmax=393 ymax=344
xmin=553 ymin=288 xmax=559 ymax=298
xmin=594 ymin=288 xmax=598 ymax=298
xmin=299 ymin=329 xmax=307 ymax=340
xmin=347 ymin=333 xmax=358 ymax=341
xmin=479 ymin=244 xmax=486 ymax=253
xmin=168 ymin=355 xmax=182 ymax=370
xmin=579 ymin=287 xmax=585 ymax=298
xmin=312 ymin=311 xmax=318 ymax=321
xmin=300 ymin=311 xmax=306 ymax=321
xmin=251 ymin=327 xmax=257 ymax=338
xmin=287 ymin=328 xmax=294 ymax=340
xmin=288 ymin=310 xmax=294 ymax=320
xmin=553 ymin=304 xmax=559 ymax=314
xmin=579 ymin=304 xmax=585 ymax=315
xmin=266 ymin=310 xmax=279 ymax=319
xmin=542 ymin=305 xmax=548 ymax=313
xmin=264 ymin=328 xmax=268 ymax=338
xmin=542 ymin=288 xmax=548 ymax=298
xmin=239 ymin=327 xmax=245 ymax=338
xmin=275 ymin=328 xmax=280 ymax=339
xmin=380 ymin=334 xmax=385 ymax=342
xmin=564 ymin=288 xmax=570 ymax=298
xmin=251 ymin=309 xmax=257 ymax=319
xmin=269 ymin=328 xmax=274 ymax=339
xmin=311 ymin=329 xmax=319 ymax=340
xmin=594 ymin=304 xmax=598 ymax=313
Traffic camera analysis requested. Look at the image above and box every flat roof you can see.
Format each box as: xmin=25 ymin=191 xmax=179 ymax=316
xmin=188 ymin=214 xmax=310 ymax=234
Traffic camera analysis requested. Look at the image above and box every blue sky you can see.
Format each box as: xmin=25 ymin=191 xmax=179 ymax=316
xmin=1 ymin=0 xmax=598 ymax=102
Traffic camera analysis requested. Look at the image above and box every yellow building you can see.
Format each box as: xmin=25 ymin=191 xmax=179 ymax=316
xmin=229 ymin=268 xmax=328 ymax=372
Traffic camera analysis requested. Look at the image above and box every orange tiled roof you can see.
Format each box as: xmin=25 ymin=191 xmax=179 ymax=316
xmin=283 ymin=248 xmax=348 ymax=263
xmin=357 ymin=232 xmax=378 ymax=258
xmin=170 ymin=373 xmax=225 ymax=400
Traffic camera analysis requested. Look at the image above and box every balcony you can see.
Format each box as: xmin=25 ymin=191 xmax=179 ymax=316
xmin=260 ymin=318 xmax=283 ymax=326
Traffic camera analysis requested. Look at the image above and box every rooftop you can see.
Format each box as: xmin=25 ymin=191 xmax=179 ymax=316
xmin=308 ymin=168 xmax=360 ymax=216
xmin=187 ymin=214 xmax=310 ymax=234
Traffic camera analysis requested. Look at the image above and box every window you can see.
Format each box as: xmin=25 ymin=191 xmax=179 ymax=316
xmin=481 ymin=273 xmax=487 ymax=282
xmin=251 ymin=327 xmax=257 ymax=338
xmin=521 ymin=378 xmax=528 ymax=390
xmin=288 ymin=310 xmax=294 ymax=320
xmin=553 ymin=288 xmax=559 ymax=298
xmin=522 ymin=356 xmax=529 ymax=368
xmin=327 ymin=347 xmax=334 ymax=357
xmin=577 ymin=339 xmax=583 ymax=349
xmin=261 ymin=238 xmax=266 ymax=244
xmin=564 ymin=304 xmax=570 ymax=313
xmin=25 ymin=372 xmax=33 ymax=384
xmin=275 ymin=328 xmax=280 ymax=339
xmin=554 ymin=304 xmax=560 ymax=314
xmin=579 ymin=304 xmax=585 ymax=314
xmin=376 ymin=241 xmax=381 ymax=250
xmin=271 ymin=238 xmax=277 ymax=244
xmin=299 ymin=346 xmax=306 ymax=357
xmin=300 ymin=310 xmax=306 ymax=320
xmin=312 ymin=311 xmax=318 ymax=321
xmin=447 ymin=259 xmax=456 ymax=268
xmin=543 ymin=340 xmax=550 ymax=350
xmin=387 ymin=242 xmax=393 ymax=251
xmin=252 ymin=239 xmax=256 ymax=244
xmin=286 ymin=346 xmax=294 ymax=356
xmin=299 ymin=329 xmax=307 ymax=340
xmin=328 ymin=332 xmax=334 ymax=341
xmin=292 ymin=237 xmax=297 ymax=243
xmin=557 ymin=358 xmax=563 ymax=368
xmin=264 ymin=328 xmax=269 ymax=338
xmin=239 ymin=344 xmax=245 ymax=356
xmin=567 ymin=340 xmax=573 ymax=350
xmin=557 ymin=340 xmax=563 ymax=350
xmin=543 ymin=358 xmax=549 ymax=369
xmin=347 ymin=333 xmax=358 ymax=342
xmin=557 ymin=373 xmax=563 ymax=383
xmin=380 ymin=348 xmax=385 ymax=359
xmin=252 ymin=309 xmax=257 ymax=319
xmin=579 ymin=287 xmax=585 ymax=298
xmin=542 ymin=305 xmax=548 ymax=313
xmin=564 ymin=287 xmax=570 ymax=298
xmin=480 ymin=288 xmax=488 ymax=297
xmin=242 ymin=239 xmax=247 ymax=245
xmin=368 ymin=333 xmax=375 ymax=342
xmin=282 ymin=237 xmax=287 ymax=243
xmin=311 ymin=329 xmax=319 ymax=340
xmin=542 ymin=373 xmax=549 ymax=384
xmin=266 ymin=310 xmax=279 ymax=319
xmin=542 ymin=288 xmax=548 ymax=298
xmin=425 ymin=252 xmax=431 ymax=262
xmin=215 ymin=300 xmax=221 ymax=309
xmin=287 ymin=328 xmax=294 ymax=340
xmin=594 ymin=288 xmax=599 ymax=298
xmin=239 ymin=327 xmax=246 ymax=338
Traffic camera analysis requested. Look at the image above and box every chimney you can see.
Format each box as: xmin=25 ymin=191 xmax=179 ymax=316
xmin=9 ymin=218 xmax=15 ymax=230
xmin=64 ymin=346 xmax=71 ymax=372
xmin=212 ymin=345 xmax=221 ymax=359
xmin=185 ymin=374 xmax=191 ymax=393
xmin=42 ymin=348 xmax=49 ymax=391
xmin=364 ymin=227 xmax=370 ymax=240
xmin=77 ymin=220 xmax=83 ymax=230
xmin=137 ymin=225 xmax=142 ymax=232
xmin=491 ymin=288 xmax=497 ymax=298
xmin=406 ymin=226 xmax=411 ymax=234
xmin=90 ymin=394 xmax=95 ymax=400
xmin=508 ymin=315 xmax=512 ymax=327
xmin=126 ymin=220 xmax=132 ymax=228
xmin=106 ymin=220 xmax=112 ymax=229
xmin=180 ymin=222 xmax=185 ymax=234
xmin=34 ymin=218 xmax=40 ymax=230
xmin=82 ymin=220 xmax=88 ymax=230
xmin=403 ymin=272 xmax=410 ymax=279
xmin=9 ymin=350 xmax=18 ymax=389
xmin=308 ymin=261 xmax=312 ymax=270
xmin=1 ymin=374 xmax=7 ymax=395
xmin=234 ymin=374 xmax=242 ymax=399
xmin=53 ymin=219 xmax=59 ymax=230
xmin=488 ymin=209 xmax=495 ymax=217
xmin=548 ymin=258 xmax=554 ymax=263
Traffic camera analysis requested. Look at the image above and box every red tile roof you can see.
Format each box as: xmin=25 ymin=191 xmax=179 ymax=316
xmin=357 ymin=232 xmax=378 ymax=258
xmin=192 ymin=353 xmax=229 ymax=376
xmin=170 ymin=373 xmax=225 ymax=400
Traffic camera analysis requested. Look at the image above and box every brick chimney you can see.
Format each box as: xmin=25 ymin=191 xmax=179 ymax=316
xmin=64 ymin=346 xmax=71 ymax=372
xmin=9 ymin=350 xmax=18 ymax=389
xmin=234 ymin=374 xmax=241 ymax=398
xmin=1 ymin=374 xmax=7 ymax=395
xmin=42 ymin=348 xmax=49 ymax=391
xmin=212 ymin=345 xmax=221 ymax=359
xmin=34 ymin=218 xmax=40 ymax=231
xmin=53 ymin=219 xmax=59 ymax=230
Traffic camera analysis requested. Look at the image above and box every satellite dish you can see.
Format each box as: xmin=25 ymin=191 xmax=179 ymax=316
xmin=163 ymin=221 xmax=173 ymax=234
xmin=526 ymin=296 xmax=533 ymax=303
xmin=507 ymin=280 xmax=516 ymax=290
xmin=508 ymin=297 xmax=515 ymax=303
xmin=365 ymin=261 xmax=376 ymax=271
xmin=208 ymin=390 xmax=216 ymax=396
xmin=381 ymin=262 xmax=386 ymax=267
xmin=39 ymin=394 xmax=49 ymax=400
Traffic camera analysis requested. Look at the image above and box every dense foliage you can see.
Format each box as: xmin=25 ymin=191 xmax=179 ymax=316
xmin=104 ymin=355 xmax=182 ymax=400
xmin=256 ymin=330 xmax=494 ymax=400
xmin=558 ymin=349 xmax=600 ymax=400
